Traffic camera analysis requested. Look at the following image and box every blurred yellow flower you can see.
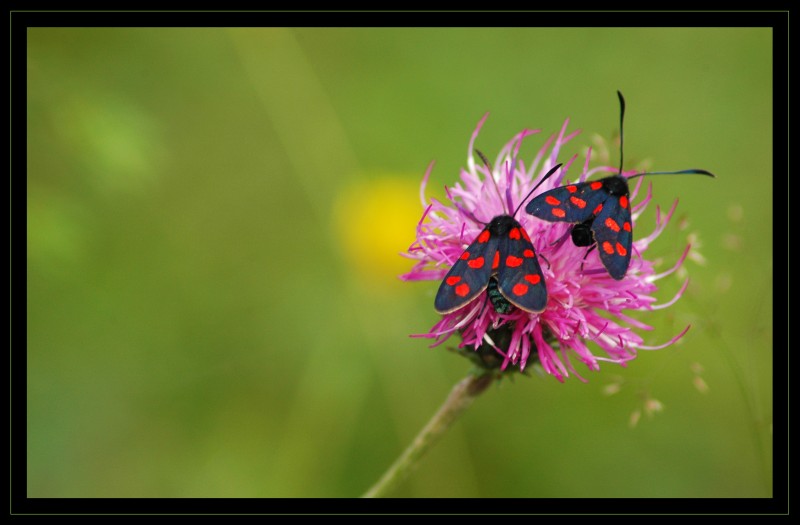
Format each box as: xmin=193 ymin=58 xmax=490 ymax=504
xmin=333 ymin=175 xmax=422 ymax=289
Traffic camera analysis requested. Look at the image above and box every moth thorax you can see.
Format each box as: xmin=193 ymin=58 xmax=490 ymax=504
xmin=570 ymin=219 xmax=595 ymax=247
xmin=603 ymin=176 xmax=629 ymax=196
xmin=488 ymin=214 xmax=518 ymax=235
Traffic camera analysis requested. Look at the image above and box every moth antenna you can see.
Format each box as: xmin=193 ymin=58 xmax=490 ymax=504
xmin=512 ymin=163 xmax=563 ymax=218
xmin=627 ymin=168 xmax=716 ymax=180
xmin=445 ymin=184 xmax=484 ymax=225
xmin=475 ymin=149 xmax=507 ymax=215
xmin=617 ymin=90 xmax=625 ymax=175
xmin=615 ymin=92 xmax=715 ymax=181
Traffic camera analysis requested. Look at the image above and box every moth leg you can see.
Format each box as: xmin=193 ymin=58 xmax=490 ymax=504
xmin=579 ymin=244 xmax=597 ymax=273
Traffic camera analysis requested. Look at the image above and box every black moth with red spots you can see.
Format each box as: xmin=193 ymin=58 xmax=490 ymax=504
xmin=434 ymin=163 xmax=563 ymax=315
xmin=526 ymin=174 xmax=636 ymax=280
xmin=525 ymin=91 xmax=714 ymax=280
xmin=434 ymin=215 xmax=547 ymax=314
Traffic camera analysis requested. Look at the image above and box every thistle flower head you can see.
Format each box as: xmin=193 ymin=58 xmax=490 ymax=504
xmin=401 ymin=114 xmax=692 ymax=382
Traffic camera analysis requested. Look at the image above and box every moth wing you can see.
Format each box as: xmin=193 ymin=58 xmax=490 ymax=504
xmin=591 ymin=195 xmax=633 ymax=280
xmin=434 ymin=228 xmax=499 ymax=314
xmin=525 ymin=180 xmax=608 ymax=223
xmin=495 ymin=224 xmax=547 ymax=313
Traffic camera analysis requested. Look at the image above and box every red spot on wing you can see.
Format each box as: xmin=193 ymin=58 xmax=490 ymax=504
xmin=446 ymin=276 xmax=461 ymax=286
xmin=616 ymin=242 xmax=627 ymax=256
xmin=566 ymin=185 xmax=578 ymax=193
xmin=552 ymin=208 xmax=566 ymax=218
xmin=509 ymin=228 xmax=521 ymax=240
xmin=623 ymin=222 xmax=631 ymax=232
xmin=460 ymin=251 xmax=470 ymax=260
xmin=619 ymin=195 xmax=629 ymax=208
xmin=455 ymin=283 xmax=470 ymax=297
xmin=477 ymin=230 xmax=491 ymax=243
xmin=492 ymin=251 xmax=500 ymax=269
xmin=590 ymin=181 xmax=602 ymax=190
xmin=569 ymin=196 xmax=587 ymax=208
xmin=523 ymin=249 xmax=534 ymax=258
xmin=593 ymin=204 xmax=603 ymax=215
xmin=602 ymin=241 xmax=614 ymax=254
xmin=605 ymin=217 xmax=621 ymax=232
xmin=545 ymin=195 xmax=561 ymax=205
xmin=467 ymin=256 xmax=485 ymax=269
xmin=524 ymin=274 xmax=541 ymax=285
xmin=506 ymin=255 xmax=523 ymax=268
xmin=512 ymin=283 xmax=529 ymax=296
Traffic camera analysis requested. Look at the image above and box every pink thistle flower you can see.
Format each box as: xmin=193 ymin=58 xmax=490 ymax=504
xmin=400 ymin=114 xmax=692 ymax=382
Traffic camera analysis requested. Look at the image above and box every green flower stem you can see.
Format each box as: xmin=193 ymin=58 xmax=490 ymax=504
xmin=362 ymin=372 xmax=495 ymax=498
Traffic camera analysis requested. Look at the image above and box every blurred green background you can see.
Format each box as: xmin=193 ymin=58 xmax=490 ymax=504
xmin=27 ymin=27 xmax=772 ymax=498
